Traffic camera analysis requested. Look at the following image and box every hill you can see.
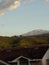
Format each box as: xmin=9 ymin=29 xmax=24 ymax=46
xmin=0 ymin=35 xmax=49 ymax=48
xmin=0 ymin=29 xmax=49 ymax=48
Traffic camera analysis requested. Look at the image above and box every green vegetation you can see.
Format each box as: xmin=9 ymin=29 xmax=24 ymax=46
xmin=0 ymin=35 xmax=49 ymax=48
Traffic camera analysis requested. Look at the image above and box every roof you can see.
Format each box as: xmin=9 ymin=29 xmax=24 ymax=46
xmin=9 ymin=56 xmax=42 ymax=63
xmin=0 ymin=44 xmax=49 ymax=62
xmin=0 ymin=60 xmax=9 ymax=65
xmin=43 ymin=48 xmax=49 ymax=59
xmin=8 ymin=56 xmax=31 ymax=63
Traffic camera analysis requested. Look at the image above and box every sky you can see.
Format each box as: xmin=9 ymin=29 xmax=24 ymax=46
xmin=0 ymin=0 xmax=49 ymax=36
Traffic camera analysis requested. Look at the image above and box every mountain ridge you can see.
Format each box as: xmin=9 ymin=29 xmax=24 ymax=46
xmin=22 ymin=29 xmax=49 ymax=36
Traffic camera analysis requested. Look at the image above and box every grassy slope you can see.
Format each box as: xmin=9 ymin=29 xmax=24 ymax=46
xmin=0 ymin=35 xmax=49 ymax=48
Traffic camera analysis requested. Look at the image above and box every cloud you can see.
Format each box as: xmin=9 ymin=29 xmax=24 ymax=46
xmin=0 ymin=0 xmax=33 ymax=15
xmin=0 ymin=0 xmax=49 ymax=15
xmin=0 ymin=0 xmax=20 ymax=15
xmin=45 ymin=0 xmax=49 ymax=2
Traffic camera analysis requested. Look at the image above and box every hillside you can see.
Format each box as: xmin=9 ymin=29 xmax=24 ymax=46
xmin=0 ymin=35 xmax=49 ymax=48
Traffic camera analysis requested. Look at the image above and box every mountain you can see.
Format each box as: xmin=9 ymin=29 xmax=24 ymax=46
xmin=22 ymin=29 xmax=49 ymax=36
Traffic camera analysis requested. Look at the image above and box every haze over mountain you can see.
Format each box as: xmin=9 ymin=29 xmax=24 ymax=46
xmin=22 ymin=29 xmax=49 ymax=36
